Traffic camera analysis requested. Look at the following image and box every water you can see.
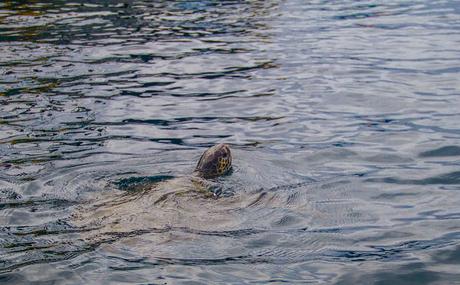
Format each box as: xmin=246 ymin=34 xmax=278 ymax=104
xmin=1 ymin=0 xmax=460 ymax=284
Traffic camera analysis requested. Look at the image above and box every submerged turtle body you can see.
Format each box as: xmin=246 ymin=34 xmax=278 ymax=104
xmin=71 ymin=144 xmax=233 ymax=238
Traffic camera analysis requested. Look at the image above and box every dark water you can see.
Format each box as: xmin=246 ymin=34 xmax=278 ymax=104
xmin=1 ymin=0 xmax=460 ymax=284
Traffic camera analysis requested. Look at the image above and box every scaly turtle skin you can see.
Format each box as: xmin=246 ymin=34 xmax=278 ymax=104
xmin=193 ymin=143 xmax=232 ymax=179
xmin=186 ymin=143 xmax=232 ymax=195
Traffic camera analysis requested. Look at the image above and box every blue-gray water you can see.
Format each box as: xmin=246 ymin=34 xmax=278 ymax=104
xmin=1 ymin=1 xmax=460 ymax=284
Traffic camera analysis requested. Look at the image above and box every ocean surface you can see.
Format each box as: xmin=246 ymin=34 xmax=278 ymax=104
xmin=1 ymin=1 xmax=460 ymax=284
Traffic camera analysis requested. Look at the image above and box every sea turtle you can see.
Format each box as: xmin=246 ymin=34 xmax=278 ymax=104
xmin=193 ymin=143 xmax=233 ymax=179
xmin=140 ymin=142 xmax=233 ymax=197
xmin=147 ymin=142 xmax=233 ymax=199
xmin=71 ymin=143 xmax=234 ymax=238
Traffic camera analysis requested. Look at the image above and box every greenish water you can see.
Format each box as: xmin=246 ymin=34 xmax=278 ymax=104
xmin=1 ymin=1 xmax=460 ymax=284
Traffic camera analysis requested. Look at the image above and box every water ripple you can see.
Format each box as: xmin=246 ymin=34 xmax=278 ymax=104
xmin=1 ymin=0 xmax=460 ymax=283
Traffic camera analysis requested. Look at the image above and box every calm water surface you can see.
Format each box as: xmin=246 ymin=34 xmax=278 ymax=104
xmin=1 ymin=1 xmax=460 ymax=284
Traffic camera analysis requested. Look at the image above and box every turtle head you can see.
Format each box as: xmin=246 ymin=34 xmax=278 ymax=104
xmin=194 ymin=143 xmax=232 ymax=179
